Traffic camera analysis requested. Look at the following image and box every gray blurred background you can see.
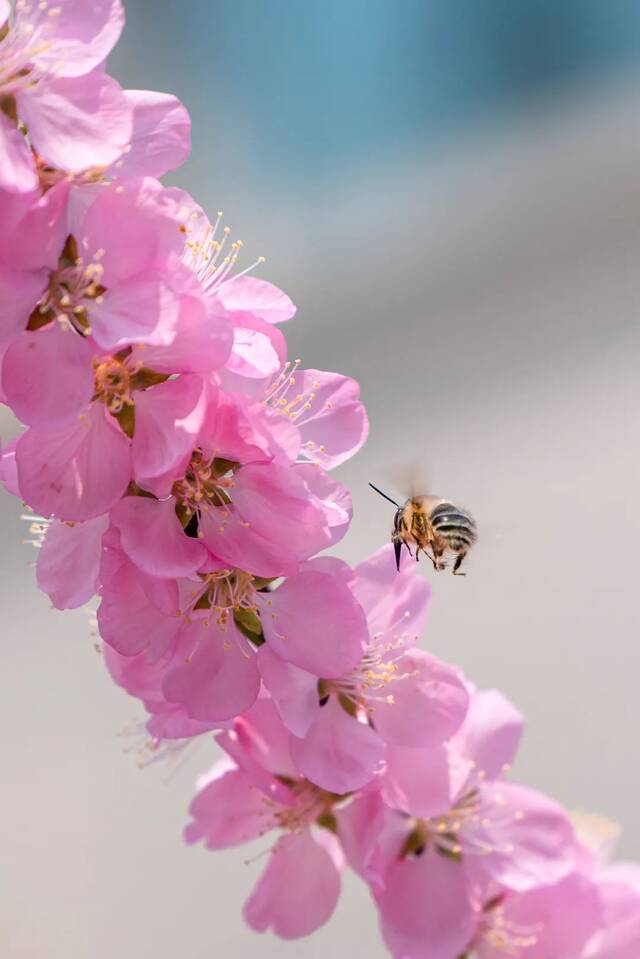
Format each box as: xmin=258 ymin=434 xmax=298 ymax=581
xmin=3 ymin=1 xmax=640 ymax=956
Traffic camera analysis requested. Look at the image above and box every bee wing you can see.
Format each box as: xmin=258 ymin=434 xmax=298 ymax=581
xmin=381 ymin=460 xmax=431 ymax=500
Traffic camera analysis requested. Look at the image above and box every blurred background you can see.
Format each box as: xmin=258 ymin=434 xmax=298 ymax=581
xmin=3 ymin=1 xmax=640 ymax=956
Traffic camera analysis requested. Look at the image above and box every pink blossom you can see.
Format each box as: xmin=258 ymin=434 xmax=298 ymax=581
xmin=104 ymin=642 xmax=223 ymax=742
xmin=574 ymin=822 xmax=640 ymax=959
xmin=259 ymin=545 xmax=467 ymax=792
xmin=172 ymin=197 xmax=296 ymax=384
xmin=0 ymin=1 xmax=131 ymax=178
xmin=39 ymin=87 xmax=192 ymax=208
xmin=125 ymin=455 xmax=352 ymax=580
xmin=262 ymin=362 xmax=369 ymax=469
xmin=0 ymin=180 xmax=69 ymax=344
xmin=185 ymin=699 xmax=344 ymax=939
xmin=473 ymin=872 xmax=603 ymax=959
xmin=337 ymin=781 xmax=577 ymax=959
xmin=583 ymin=869 xmax=640 ymax=959
xmin=380 ymin=686 xmax=524 ymax=821
xmin=98 ymin=548 xmax=367 ymax=722
xmin=332 ymin=685 xmax=576 ymax=958
xmin=97 ymin=528 xmax=183 ymax=660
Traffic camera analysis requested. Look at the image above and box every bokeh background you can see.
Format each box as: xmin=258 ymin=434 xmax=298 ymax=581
xmin=3 ymin=1 xmax=640 ymax=956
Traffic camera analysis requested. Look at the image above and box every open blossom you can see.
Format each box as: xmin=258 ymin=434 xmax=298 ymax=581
xmin=2 ymin=179 xmax=232 ymax=520
xmin=185 ymin=698 xmax=345 ymax=939
xmin=105 ymin=365 xmax=363 ymax=578
xmin=259 ymin=544 xmax=469 ymax=793
xmin=335 ymin=687 xmax=577 ymax=959
xmin=0 ymin=0 xmax=131 ymax=187
xmin=573 ymin=814 xmax=640 ymax=959
xmin=37 ymin=88 xmax=191 ymax=208
xmin=472 ymin=872 xmax=603 ymax=959
xmin=99 ymin=545 xmax=368 ymax=725
xmin=175 ymin=196 xmax=293 ymax=385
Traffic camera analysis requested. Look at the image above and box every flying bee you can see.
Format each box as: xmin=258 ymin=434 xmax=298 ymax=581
xmin=369 ymin=483 xmax=477 ymax=575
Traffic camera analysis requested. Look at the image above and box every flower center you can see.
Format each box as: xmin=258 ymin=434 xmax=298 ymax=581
xmin=180 ymin=208 xmax=265 ymax=295
xmin=424 ymin=788 xmax=526 ymax=861
xmin=0 ymin=2 xmax=59 ymax=100
xmin=324 ymin=636 xmax=414 ymax=710
xmin=271 ymin=779 xmax=331 ymax=833
xmin=479 ymin=902 xmax=540 ymax=957
xmin=172 ymin=450 xmax=236 ymax=516
xmin=183 ymin=568 xmax=259 ymax=629
xmin=29 ymin=237 xmax=106 ymax=336
xmin=92 ymin=355 xmax=133 ymax=414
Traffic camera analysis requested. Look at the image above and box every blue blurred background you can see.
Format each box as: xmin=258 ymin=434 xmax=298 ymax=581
xmin=3 ymin=3 xmax=640 ymax=957
xmin=113 ymin=0 xmax=640 ymax=191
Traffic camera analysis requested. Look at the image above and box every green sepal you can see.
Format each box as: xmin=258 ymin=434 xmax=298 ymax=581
xmin=316 ymin=811 xmax=338 ymax=834
xmin=338 ymin=693 xmax=358 ymax=718
xmin=234 ymin=608 xmax=265 ymax=646
xmin=114 ymin=403 xmax=135 ymax=438
xmin=436 ymin=836 xmax=463 ymax=863
xmin=212 ymin=457 xmax=239 ymax=477
xmin=130 ymin=368 xmax=171 ymax=390
xmin=252 ymin=576 xmax=277 ymax=590
xmin=401 ymin=826 xmax=428 ymax=859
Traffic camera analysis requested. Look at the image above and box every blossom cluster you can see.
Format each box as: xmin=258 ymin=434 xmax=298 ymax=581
xmin=1 ymin=3 xmax=639 ymax=957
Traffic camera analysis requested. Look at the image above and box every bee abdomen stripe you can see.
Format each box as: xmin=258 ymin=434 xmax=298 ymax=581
xmin=435 ymin=524 xmax=476 ymax=545
xmin=431 ymin=512 xmax=476 ymax=531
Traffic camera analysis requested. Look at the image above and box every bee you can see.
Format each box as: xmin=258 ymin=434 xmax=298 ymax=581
xmin=369 ymin=483 xmax=477 ymax=575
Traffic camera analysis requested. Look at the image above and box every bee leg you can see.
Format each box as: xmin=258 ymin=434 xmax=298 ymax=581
xmin=429 ymin=543 xmax=446 ymax=571
xmin=452 ymin=551 xmax=467 ymax=576
xmin=419 ymin=547 xmax=439 ymax=570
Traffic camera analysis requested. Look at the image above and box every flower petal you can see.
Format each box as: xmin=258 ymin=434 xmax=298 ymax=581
xmin=184 ymin=763 xmax=274 ymax=849
xmin=381 ymin=744 xmax=452 ymax=818
xmin=217 ymin=276 xmax=296 ymax=324
xmin=19 ymin=69 xmax=132 ymax=172
xmin=372 ymin=649 xmax=468 ymax=748
xmin=16 ymin=403 xmax=131 ymax=521
xmin=243 ymin=830 xmax=342 ymax=940
xmin=293 ymin=369 xmax=369 ymax=469
xmin=353 ymin=542 xmax=430 ymax=640
xmin=97 ymin=553 xmax=181 ymax=659
xmin=88 ymin=269 xmax=182 ymax=351
xmin=111 ymin=496 xmax=206 ymax=579
xmin=476 ymin=781 xmax=576 ymax=892
xmin=455 ymin=687 xmax=524 ymax=781
xmin=162 ymin=618 xmax=260 ymax=722
xmin=376 ymin=849 xmax=476 ymax=959
xmin=132 ymin=374 xmax=206 ymax=489
xmin=257 ymin=569 xmax=367 ymax=677
xmin=289 ymin=697 xmax=384 ymax=793
xmin=0 ymin=112 xmax=38 ymax=194
xmin=496 ymin=871 xmax=603 ymax=959
xmin=257 ymin=645 xmax=318 ymax=738
xmin=130 ymin=294 xmax=231 ymax=375
xmin=2 ymin=323 xmax=94 ymax=427
xmin=36 ymin=515 xmax=108 ymax=609
xmin=25 ymin=0 xmax=125 ymax=77
xmin=116 ymin=89 xmax=191 ymax=178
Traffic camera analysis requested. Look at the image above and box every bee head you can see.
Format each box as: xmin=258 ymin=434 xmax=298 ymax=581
xmin=392 ymin=508 xmax=404 ymax=570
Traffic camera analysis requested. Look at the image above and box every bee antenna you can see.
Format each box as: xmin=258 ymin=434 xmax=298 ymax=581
xmin=368 ymin=483 xmax=400 ymax=508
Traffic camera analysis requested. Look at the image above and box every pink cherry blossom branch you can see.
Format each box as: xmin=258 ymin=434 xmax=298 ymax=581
xmin=1 ymin=2 xmax=639 ymax=957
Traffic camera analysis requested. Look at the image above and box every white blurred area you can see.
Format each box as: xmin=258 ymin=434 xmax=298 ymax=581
xmin=2 ymin=72 xmax=640 ymax=959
